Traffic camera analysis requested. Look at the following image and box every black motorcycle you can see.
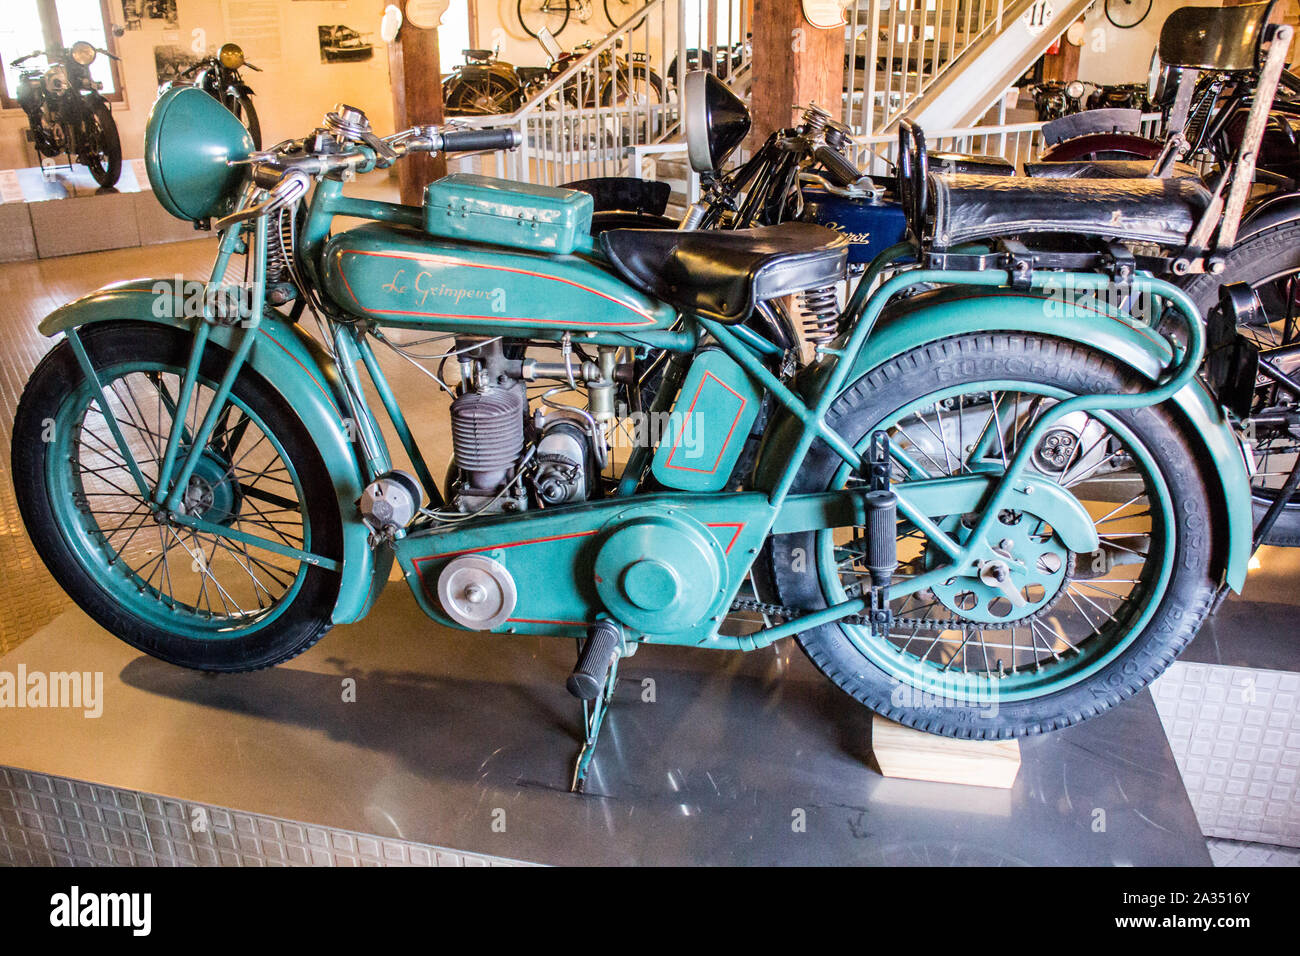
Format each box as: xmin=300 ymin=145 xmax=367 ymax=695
xmin=442 ymin=48 xmax=525 ymax=116
xmin=12 ymin=42 xmax=122 ymax=187
xmin=175 ymin=43 xmax=262 ymax=148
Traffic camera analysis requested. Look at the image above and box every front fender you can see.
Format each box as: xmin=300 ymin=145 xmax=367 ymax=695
xmin=755 ymin=287 xmax=1253 ymax=592
xmin=39 ymin=279 xmax=390 ymax=623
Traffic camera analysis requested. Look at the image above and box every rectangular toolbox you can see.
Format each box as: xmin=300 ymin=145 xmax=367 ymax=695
xmin=423 ymin=173 xmax=594 ymax=255
xmin=651 ymin=346 xmax=763 ymax=493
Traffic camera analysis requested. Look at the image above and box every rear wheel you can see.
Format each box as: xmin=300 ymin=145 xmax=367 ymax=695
xmin=444 ymin=74 xmax=522 ymax=115
xmin=764 ymin=332 xmax=1219 ymax=737
xmin=1180 ymin=219 xmax=1300 ymax=546
xmin=11 ymin=323 xmax=342 ymax=671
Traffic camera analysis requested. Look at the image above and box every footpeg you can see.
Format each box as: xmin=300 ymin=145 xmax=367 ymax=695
xmin=567 ymin=620 xmax=623 ymax=700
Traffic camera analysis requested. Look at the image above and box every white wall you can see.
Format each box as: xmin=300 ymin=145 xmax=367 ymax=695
xmin=1076 ymin=0 xmax=1270 ymax=85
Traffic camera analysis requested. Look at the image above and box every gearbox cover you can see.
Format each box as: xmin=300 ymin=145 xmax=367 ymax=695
xmin=594 ymin=510 xmax=724 ymax=635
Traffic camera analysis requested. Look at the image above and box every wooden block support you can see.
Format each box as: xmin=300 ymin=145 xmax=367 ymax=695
xmin=870 ymin=714 xmax=1022 ymax=789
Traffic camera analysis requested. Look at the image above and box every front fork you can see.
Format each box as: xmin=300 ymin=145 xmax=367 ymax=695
xmin=62 ymin=196 xmax=341 ymax=573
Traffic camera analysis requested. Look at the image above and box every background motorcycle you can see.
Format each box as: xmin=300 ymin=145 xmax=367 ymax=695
xmin=1043 ymin=25 xmax=1300 ymax=172
xmin=1026 ymin=79 xmax=1094 ymax=121
xmin=442 ymin=47 xmax=524 ymax=115
xmin=174 ymin=42 xmax=262 ymax=149
xmin=12 ymin=41 xmax=122 ymax=187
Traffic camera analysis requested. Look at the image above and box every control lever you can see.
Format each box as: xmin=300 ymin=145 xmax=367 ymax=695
xmin=214 ymin=169 xmax=310 ymax=231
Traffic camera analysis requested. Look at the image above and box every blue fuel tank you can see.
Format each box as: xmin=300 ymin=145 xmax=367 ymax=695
xmin=801 ymin=189 xmax=908 ymax=265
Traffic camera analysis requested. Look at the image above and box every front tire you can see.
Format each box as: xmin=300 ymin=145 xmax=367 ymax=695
xmin=764 ymin=332 xmax=1220 ymax=738
xmin=82 ymin=100 xmax=121 ymax=187
xmin=225 ymin=90 xmax=261 ymax=149
xmin=11 ymin=323 xmax=343 ymax=671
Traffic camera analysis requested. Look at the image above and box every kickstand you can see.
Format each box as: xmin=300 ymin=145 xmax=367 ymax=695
xmin=570 ymin=652 xmax=620 ymax=793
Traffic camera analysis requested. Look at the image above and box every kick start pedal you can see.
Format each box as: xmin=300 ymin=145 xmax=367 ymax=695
xmin=568 ymin=620 xmax=625 ymax=793
xmin=568 ymin=620 xmax=623 ymax=700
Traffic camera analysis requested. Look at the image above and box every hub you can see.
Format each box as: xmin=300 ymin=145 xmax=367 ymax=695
xmin=929 ymin=506 xmax=1074 ymax=626
xmin=179 ymin=452 xmax=241 ymax=524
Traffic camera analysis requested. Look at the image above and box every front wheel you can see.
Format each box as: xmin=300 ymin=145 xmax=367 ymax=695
xmin=763 ymin=332 xmax=1220 ymax=738
xmin=11 ymin=323 xmax=343 ymax=671
xmin=518 ymin=0 xmax=570 ymax=38
xmin=224 ymin=90 xmax=261 ymax=149
xmin=82 ymin=100 xmax=121 ymax=187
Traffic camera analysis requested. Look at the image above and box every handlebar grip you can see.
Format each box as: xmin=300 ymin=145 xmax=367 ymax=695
xmin=438 ymin=127 xmax=522 ymax=152
xmin=815 ymin=145 xmax=863 ymax=188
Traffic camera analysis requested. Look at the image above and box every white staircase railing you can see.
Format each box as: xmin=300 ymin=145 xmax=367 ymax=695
xmin=448 ymin=0 xmax=750 ymax=187
xmin=845 ymin=0 xmax=1013 ymax=135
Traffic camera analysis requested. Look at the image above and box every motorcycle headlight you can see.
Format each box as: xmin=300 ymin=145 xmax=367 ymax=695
xmin=44 ymin=64 xmax=69 ymax=94
xmin=1066 ymin=80 xmax=1085 ymax=100
xmin=683 ymin=70 xmax=750 ymax=174
xmin=144 ymin=84 xmax=255 ymax=222
xmin=70 ymin=41 xmax=97 ymax=66
xmin=218 ymin=43 xmax=245 ymax=70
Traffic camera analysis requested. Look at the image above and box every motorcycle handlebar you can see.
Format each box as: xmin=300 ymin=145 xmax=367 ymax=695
xmin=435 ymin=127 xmax=522 ymax=153
xmin=815 ymin=145 xmax=863 ymax=188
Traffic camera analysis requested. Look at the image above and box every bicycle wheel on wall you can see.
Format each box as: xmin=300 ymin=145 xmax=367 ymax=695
xmin=518 ymin=0 xmax=571 ymax=38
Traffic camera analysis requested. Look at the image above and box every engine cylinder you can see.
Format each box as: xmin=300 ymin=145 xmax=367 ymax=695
xmin=450 ymin=386 xmax=525 ymax=491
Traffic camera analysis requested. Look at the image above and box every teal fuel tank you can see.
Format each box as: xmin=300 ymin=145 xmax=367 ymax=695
xmin=321 ymin=222 xmax=678 ymax=337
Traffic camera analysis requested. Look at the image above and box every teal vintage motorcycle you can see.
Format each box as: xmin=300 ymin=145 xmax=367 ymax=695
xmin=11 ymin=81 xmax=1254 ymax=790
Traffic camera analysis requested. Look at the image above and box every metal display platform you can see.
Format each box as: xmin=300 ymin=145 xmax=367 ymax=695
xmin=0 ymin=587 xmax=1210 ymax=866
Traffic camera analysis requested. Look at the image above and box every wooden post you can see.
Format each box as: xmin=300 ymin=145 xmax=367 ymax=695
xmin=388 ymin=22 xmax=447 ymax=206
xmin=749 ymin=0 xmax=846 ymax=140
xmin=1040 ymin=25 xmax=1081 ymax=84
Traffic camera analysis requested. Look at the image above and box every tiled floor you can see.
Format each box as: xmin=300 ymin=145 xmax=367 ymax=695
xmin=1208 ymin=837 xmax=1300 ymax=867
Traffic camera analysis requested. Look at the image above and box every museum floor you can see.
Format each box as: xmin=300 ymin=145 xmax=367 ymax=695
xmin=0 ymin=239 xmax=1296 ymax=866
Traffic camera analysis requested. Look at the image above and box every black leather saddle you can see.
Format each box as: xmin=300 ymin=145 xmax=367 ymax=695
xmin=600 ymin=223 xmax=848 ymax=323
xmin=516 ymin=66 xmax=552 ymax=84
xmin=463 ymin=48 xmax=494 ymax=61
xmin=926 ymin=172 xmax=1212 ymax=249
xmin=931 ymin=152 xmax=1015 ymax=176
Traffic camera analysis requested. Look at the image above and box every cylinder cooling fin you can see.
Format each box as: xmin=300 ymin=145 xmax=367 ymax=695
xmin=449 ymin=386 xmax=526 ymax=491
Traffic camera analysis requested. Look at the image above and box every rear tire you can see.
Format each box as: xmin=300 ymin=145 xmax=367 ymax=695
xmin=763 ymin=332 xmax=1220 ymax=738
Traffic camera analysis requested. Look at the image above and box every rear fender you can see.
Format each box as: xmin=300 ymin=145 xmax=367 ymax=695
xmin=1237 ymin=189 xmax=1300 ymax=242
xmin=38 ymin=279 xmax=390 ymax=623
xmin=755 ymin=287 xmax=1253 ymax=591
